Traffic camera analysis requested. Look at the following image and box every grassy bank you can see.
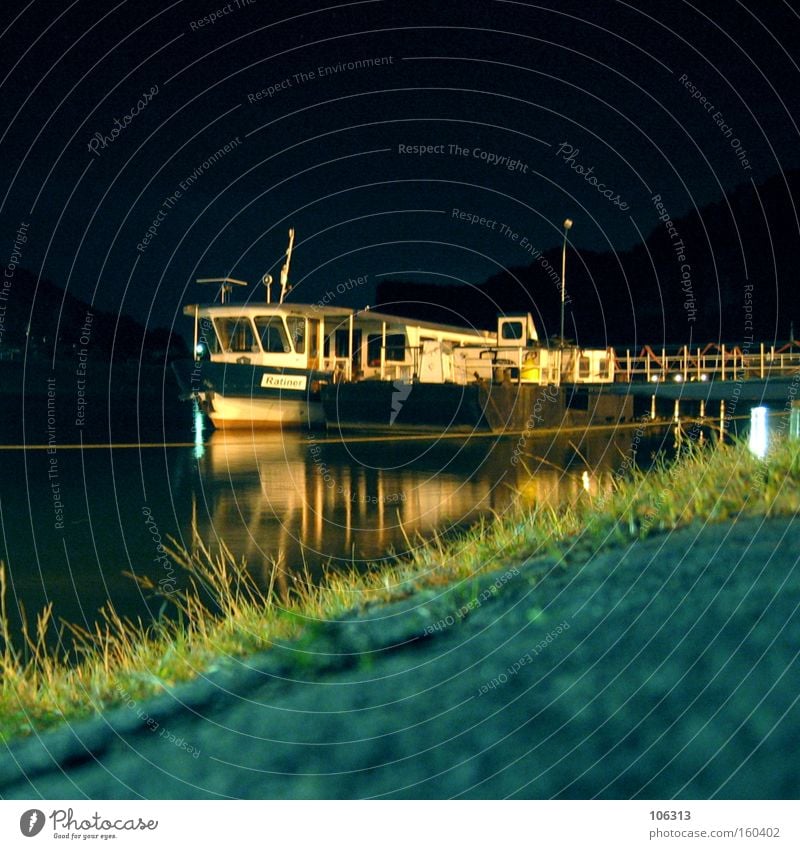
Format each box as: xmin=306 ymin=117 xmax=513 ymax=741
xmin=2 ymin=437 xmax=799 ymax=743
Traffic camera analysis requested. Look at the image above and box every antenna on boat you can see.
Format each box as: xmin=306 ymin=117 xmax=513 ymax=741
xmin=262 ymin=273 xmax=273 ymax=304
xmin=195 ymin=276 xmax=248 ymax=304
xmin=279 ymin=228 xmax=295 ymax=304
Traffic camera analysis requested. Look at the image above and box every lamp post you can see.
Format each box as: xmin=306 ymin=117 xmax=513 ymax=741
xmin=560 ymin=218 xmax=573 ymax=347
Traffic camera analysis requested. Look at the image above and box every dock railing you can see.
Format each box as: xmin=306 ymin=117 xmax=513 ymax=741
xmin=614 ymin=342 xmax=800 ymax=384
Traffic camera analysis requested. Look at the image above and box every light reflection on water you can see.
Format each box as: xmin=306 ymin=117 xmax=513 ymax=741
xmin=190 ymin=427 xmax=670 ymax=587
xmin=0 ymin=425 xmax=673 ymax=641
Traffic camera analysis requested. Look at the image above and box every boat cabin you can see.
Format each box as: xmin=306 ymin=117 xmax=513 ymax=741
xmin=186 ymin=303 xmax=353 ymax=374
xmin=342 ymin=309 xmax=491 ymax=383
xmin=496 ymin=313 xmax=539 ymax=347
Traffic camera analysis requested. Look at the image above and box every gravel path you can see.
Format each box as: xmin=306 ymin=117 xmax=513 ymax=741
xmin=2 ymin=515 xmax=798 ymax=799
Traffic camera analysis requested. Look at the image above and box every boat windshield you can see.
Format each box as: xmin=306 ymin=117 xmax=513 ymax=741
xmin=286 ymin=316 xmax=305 ymax=354
xmin=213 ymin=317 xmax=258 ymax=353
xmin=255 ymin=316 xmax=292 ymax=353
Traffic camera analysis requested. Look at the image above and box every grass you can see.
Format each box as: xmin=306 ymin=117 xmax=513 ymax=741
xmin=1 ymin=435 xmax=799 ymax=743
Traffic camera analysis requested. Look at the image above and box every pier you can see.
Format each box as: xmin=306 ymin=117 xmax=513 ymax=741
xmin=446 ymin=339 xmax=800 ymax=435
xmin=608 ymin=341 xmax=800 ymax=398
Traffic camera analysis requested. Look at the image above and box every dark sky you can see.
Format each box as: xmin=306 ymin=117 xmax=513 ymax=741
xmin=2 ymin=0 xmax=799 ymax=339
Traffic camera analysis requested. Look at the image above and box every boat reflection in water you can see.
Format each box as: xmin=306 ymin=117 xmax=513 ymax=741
xmin=190 ymin=426 xmax=670 ymax=593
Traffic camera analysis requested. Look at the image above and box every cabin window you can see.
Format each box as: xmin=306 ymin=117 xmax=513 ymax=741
xmin=214 ymin=317 xmax=258 ymax=353
xmin=199 ymin=318 xmax=222 ymax=354
xmin=597 ymin=357 xmax=609 ymax=377
xmin=286 ymin=317 xmax=306 ymax=354
xmin=255 ymin=316 xmax=291 ymax=353
xmin=501 ymin=321 xmax=524 ymax=341
xmin=367 ymin=333 xmax=406 ymax=365
xmin=332 ymin=328 xmax=361 ymax=368
xmin=308 ymin=319 xmax=319 ymax=358
xmin=579 ymin=356 xmax=591 ymax=377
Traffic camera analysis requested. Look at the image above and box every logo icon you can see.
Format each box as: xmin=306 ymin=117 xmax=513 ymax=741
xmin=390 ymin=379 xmax=412 ymax=425
xmin=19 ymin=810 xmax=46 ymax=837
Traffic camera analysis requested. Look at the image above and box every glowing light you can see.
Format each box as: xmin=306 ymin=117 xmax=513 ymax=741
xmin=193 ymin=401 xmax=205 ymax=460
xmin=195 ymin=343 xmax=206 ymax=356
xmin=581 ymin=470 xmax=590 ymax=493
xmin=748 ymin=406 xmax=768 ymax=459
xmin=673 ymin=373 xmax=683 ymax=382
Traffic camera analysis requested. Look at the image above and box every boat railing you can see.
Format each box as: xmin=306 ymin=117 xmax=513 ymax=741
xmin=322 ymin=356 xmax=351 ymax=380
xmin=333 ymin=338 xmax=800 ymax=387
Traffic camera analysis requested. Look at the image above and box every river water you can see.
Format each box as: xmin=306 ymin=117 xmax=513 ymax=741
xmin=0 ymin=406 xmax=680 ymax=645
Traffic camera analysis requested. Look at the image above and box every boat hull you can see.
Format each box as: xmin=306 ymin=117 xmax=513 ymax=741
xmin=322 ymin=381 xmax=492 ymax=433
xmin=322 ymin=380 xmax=633 ymax=433
xmin=172 ymin=360 xmax=328 ymax=429
xmin=201 ymin=394 xmax=324 ymax=429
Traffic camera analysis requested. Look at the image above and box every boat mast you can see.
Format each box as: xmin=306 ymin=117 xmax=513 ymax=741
xmin=279 ymin=228 xmax=295 ymax=304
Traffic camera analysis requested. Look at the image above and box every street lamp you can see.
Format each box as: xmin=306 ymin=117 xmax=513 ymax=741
xmin=560 ymin=218 xmax=573 ymax=347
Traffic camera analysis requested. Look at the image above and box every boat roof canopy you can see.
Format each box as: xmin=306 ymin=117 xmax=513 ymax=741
xmin=184 ymin=303 xmax=356 ymax=318
xmin=351 ymin=309 xmax=489 ymax=338
xmin=184 ymin=303 xmax=491 ymax=340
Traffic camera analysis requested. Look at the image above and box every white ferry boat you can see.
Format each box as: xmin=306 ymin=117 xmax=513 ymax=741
xmin=173 ymin=231 xmax=492 ymax=429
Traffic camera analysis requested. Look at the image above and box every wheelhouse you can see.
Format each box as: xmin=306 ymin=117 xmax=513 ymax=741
xmin=187 ymin=304 xmax=354 ymax=373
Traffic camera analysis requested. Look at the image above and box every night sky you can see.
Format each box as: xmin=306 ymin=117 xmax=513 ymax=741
xmin=2 ymin=0 xmax=799 ymax=342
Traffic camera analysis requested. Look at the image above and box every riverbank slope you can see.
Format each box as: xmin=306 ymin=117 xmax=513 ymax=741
xmin=2 ymin=510 xmax=797 ymax=799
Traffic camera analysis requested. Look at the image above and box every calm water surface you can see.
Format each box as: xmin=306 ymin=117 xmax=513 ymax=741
xmin=0 ymin=420 xmax=674 ymax=641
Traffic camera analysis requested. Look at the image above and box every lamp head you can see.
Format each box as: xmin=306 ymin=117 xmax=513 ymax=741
xmin=563 ymin=218 xmax=573 ymax=231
